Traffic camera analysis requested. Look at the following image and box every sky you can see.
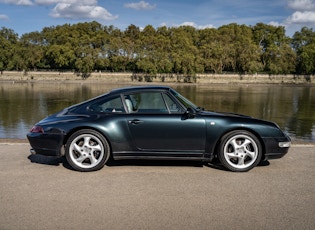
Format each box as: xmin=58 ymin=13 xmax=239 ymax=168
xmin=0 ymin=0 xmax=314 ymax=37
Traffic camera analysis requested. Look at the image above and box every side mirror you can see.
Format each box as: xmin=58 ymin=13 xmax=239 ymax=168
xmin=184 ymin=107 xmax=196 ymax=119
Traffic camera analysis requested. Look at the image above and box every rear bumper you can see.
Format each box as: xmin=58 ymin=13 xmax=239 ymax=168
xmin=27 ymin=132 xmax=63 ymax=156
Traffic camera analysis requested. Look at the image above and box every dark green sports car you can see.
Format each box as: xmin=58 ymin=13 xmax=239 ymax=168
xmin=27 ymin=86 xmax=291 ymax=172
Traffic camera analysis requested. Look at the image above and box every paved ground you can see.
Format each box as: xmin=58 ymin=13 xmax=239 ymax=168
xmin=0 ymin=143 xmax=314 ymax=230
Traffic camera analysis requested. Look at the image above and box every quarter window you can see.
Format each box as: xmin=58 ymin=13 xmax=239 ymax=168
xmin=89 ymin=97 xmax=124 ymax=113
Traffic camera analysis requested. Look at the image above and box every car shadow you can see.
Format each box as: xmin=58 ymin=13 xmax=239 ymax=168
xmin=27 ymin=154 xmax=206 ymax=170
xmin=206 ymin=158 xmax=271 ymax=171
xmin=205 ymin=158 xmax=229 ymax=171
xmin=28 ymin=154 xmax=73 ymax=170
xmin=28 ymin=154 xmax=63 ymax=166
xmin=28 ymin=154 xmax=270 ymax=171
xmin=258 ymin=160 xmax=270 ymax=166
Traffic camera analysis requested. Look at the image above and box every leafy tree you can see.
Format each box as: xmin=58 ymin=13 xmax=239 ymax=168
xmin=46 ymin=44 xmax=75 ymax=70
xmin=155 ymin=26 xmax=173 ymax=74
xmin=198 ymin=28 xmax=218 ymax=73
xmin=107 ymin=27 xmax=130 ymax=72
xmin=19 ymin=32 xmax=46 ymax=70
xmin=292 ymin=27 xmax=315 ymax=74
xmin=0 ymin=27 xmax=18 ymax=73
xmin=298 ymin=44 xmax=315 ymax=74
xmin=136 ymin=25 xmax=158 ymax=75
xmin=252 ymin=23 xmax=295 ymax=74
xmin=170 ymin=26 xmax=199 ymax=76
xmin=1 ymin=21 xmax=315 ymax=76
xmin=218 ymin=23 xmax=262 ymax=73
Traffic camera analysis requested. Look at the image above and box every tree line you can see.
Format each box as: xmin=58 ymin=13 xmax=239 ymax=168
xmin=0 ymin=21 xmax=315 ymax=78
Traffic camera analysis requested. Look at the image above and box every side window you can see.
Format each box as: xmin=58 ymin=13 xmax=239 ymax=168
xmin=125 ymin=92 xmax=168 ymax=113
xmin=89 ymin=97 xmax=124 ymax=113
xmin=163 ymin=93 xmax=183 ymax=113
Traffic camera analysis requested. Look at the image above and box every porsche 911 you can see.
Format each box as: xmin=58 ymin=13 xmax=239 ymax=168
xmin=27 ymin=86 xmax=291 ymax=172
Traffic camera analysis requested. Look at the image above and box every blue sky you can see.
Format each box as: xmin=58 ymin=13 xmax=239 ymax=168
xmin=0 ymin=0 xmax=314 ymax=37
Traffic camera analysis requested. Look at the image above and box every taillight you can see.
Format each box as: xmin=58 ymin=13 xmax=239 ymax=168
xmin=30 ymin=126 xmax=44 ymax=133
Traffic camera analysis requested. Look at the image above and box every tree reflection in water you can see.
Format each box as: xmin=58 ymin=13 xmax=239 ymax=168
xmin=0 ymin=82 xmax=314 ymax=142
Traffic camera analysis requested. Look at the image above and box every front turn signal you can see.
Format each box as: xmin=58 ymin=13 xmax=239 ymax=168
xmin=279 ymin=142 xmax=291 ymax=148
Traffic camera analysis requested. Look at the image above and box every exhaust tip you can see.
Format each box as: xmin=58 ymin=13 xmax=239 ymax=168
xmin=30 ymin=149 xmax=36 ymax=154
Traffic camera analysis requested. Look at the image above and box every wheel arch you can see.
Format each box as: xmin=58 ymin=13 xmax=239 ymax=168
xmin=63 ymin=126 xmax=112 ymax=152
xmin=212 ymin=127 xmax=266 ymax=158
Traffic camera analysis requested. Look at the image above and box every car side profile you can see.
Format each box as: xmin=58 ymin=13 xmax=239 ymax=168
xmin=27 ymin=86 xmax=291 ymax=172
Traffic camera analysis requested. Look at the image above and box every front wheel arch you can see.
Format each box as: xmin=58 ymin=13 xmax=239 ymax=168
xmin=213 ymin=128 xmax=266 ymax=159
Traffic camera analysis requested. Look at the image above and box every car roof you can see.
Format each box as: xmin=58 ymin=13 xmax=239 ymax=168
xmin=109 ymin=85 xmax=173 ymax=95
xmin=66 ymin=86 xmax=174 ymax=111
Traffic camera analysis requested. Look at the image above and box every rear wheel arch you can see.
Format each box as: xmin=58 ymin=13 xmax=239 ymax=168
xmin=64 ymin=126 xmax=112 ymax=148
xmin=63 ymin=127 xmax=113 ymax=160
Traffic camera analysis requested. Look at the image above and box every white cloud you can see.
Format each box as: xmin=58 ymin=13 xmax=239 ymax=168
xmin=0 ymin=0 xmax=117 ymax=21
xmin=124 ymin=1 xmax=156 ymax=10
xmin=178 ymin=22 xmax=215 ymax=29
xmin=0 ymin=14 xmax=9 ymax=20
xmin=50 ymin=3 xmax=118 ymax=20
xmin=0 ymin=0 xmax=33 ymax=5
xmin=34 ymin=0 xmax=97 ymax=5
xmin=286 ymin=11 xmax=315 ymax=24
xmin=288 ymin=0 xmax=315 ymax=11
xmin=286 ymin=0 xmax=315 ymax=25
xmin=268 ymin=21 xmax=285 ymax=27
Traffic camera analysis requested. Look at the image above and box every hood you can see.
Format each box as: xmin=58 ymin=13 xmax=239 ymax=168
xmin=199 ymin=110 xmax=252 ymax=118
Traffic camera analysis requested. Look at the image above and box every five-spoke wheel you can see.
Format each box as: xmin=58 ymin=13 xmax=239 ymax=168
xmin=65 ymin=129 xmax=110 ymax=172
xmin=218 ymin=130 xmax=262 ymax=172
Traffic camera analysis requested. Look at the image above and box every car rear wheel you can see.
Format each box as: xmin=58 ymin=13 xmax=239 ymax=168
xmin=218 ymin=130 xmax=262 ymax=172
xmin=65 ymin=129 xmax=110 ymax=172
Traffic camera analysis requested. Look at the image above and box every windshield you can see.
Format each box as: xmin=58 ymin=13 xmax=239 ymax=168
xmin=170 ymin=89 xmax=199 ymax=110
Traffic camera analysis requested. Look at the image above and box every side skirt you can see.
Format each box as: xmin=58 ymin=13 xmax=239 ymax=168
xmin=112 ymin=151 xmax=212 ymax=162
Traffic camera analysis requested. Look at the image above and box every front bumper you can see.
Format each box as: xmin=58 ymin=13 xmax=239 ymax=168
xmin=262 ymin=135 xmax=291 ymax=160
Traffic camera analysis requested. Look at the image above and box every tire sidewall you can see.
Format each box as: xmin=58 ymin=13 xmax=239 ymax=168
xmin=65 ymin=129 xmax=110 ymax=172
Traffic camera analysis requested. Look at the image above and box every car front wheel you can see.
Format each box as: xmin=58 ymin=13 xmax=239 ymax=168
xmin=218 ymin=130 xmax=262 ymax=172
xmin=65 ymin=129 xmax=110 ymax=172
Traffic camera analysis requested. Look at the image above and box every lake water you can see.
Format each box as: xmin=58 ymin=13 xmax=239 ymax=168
xmin=0 ymin=82 xmax=314 ymax=143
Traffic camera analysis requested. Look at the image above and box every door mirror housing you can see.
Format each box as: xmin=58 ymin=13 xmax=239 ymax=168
xmin=184 ymin=107 xmax=196 ymax=119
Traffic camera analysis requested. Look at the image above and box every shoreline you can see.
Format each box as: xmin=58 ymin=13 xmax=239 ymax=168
xmin=1 ymin=71 xmax=314 ymax=85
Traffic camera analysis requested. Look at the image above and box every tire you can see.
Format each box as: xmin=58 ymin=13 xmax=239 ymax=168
xmin=65 ymin=129 xmax=110 ymax=172
xmin=218 ymin=130 xmax=262 ymax=172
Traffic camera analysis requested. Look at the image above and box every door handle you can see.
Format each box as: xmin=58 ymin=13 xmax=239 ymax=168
xmin=128 ymin=119 xmax=143 ymax=124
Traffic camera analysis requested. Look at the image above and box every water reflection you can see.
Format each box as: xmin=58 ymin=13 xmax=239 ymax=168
xmin=176 ymin=85 xmax=315 ymax=142
xmin=0 ymin=82 xmax=314 ymax=142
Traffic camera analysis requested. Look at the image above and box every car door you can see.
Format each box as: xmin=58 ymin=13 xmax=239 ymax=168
xmin=125 ymin=92 xmax=206 ymax=152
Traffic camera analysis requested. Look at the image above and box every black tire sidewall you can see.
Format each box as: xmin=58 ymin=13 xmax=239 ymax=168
xmin=65 ymin=129 xmax=110 ymax=172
